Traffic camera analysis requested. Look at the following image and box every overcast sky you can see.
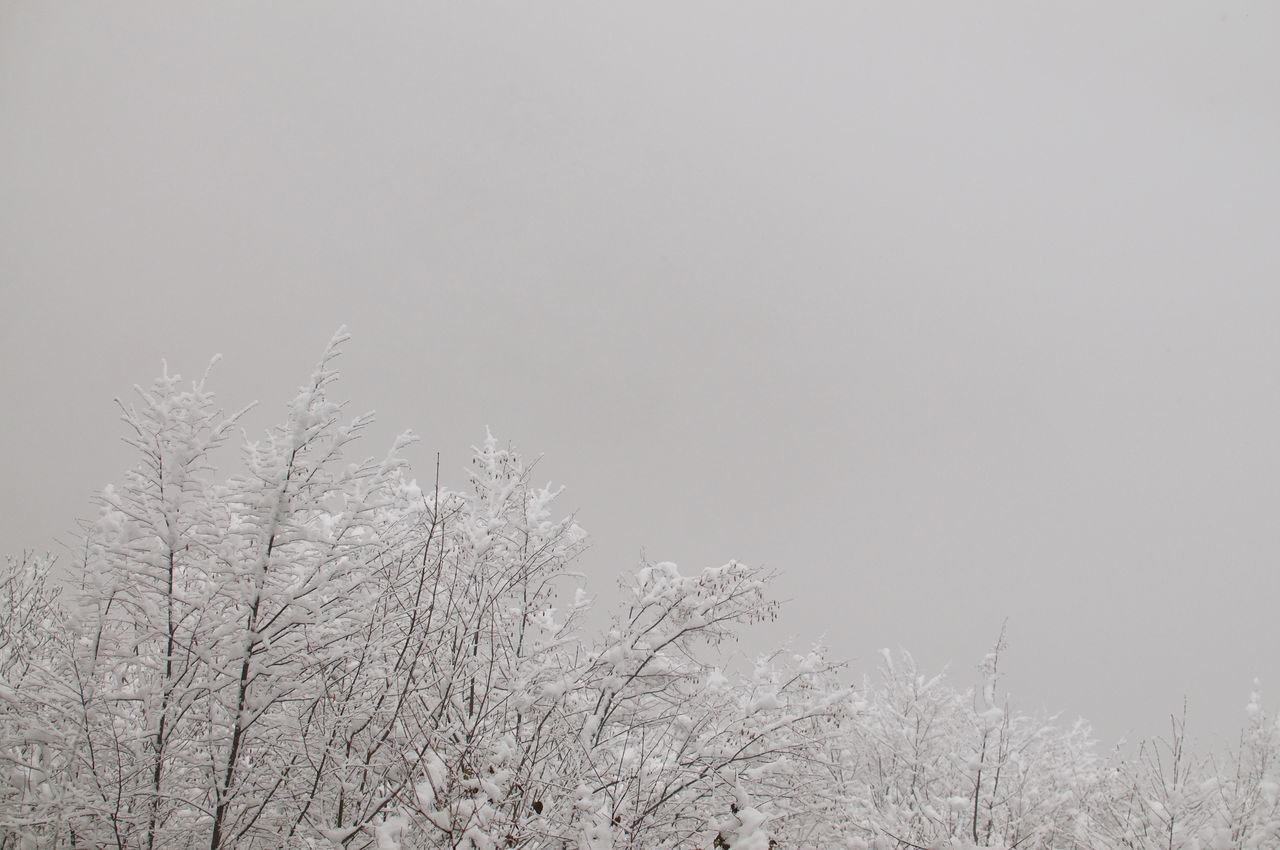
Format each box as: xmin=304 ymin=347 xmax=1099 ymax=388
xmin=3 ymin=2 xmax=1279 ymax=748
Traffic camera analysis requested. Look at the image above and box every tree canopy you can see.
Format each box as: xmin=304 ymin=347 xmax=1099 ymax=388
xmin=3 ymin=334 xmax=1278 ymax=850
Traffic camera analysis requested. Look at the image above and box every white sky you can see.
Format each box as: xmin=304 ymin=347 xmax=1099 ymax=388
xmin=3 ymin=2 xmax=1279 ymax=748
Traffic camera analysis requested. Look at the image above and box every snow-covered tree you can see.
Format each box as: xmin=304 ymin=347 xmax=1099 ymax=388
xmin=0 ymin=553 xmax=73 ymax=849
xmin=4 ymin=332 xmax=1280 ymax=850
xmin=825 ymin=643 xmax=1103 ymax=850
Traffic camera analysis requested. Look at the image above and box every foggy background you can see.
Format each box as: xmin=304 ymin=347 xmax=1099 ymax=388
xmin=3 ymin=2 xmax=1278 ymax=749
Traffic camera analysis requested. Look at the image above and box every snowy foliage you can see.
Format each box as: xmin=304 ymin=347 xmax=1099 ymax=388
xmin=3 ymin=335 xmax=1279 ymax=849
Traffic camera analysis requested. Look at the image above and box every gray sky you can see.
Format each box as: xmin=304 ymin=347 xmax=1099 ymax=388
xmin=3 ymin=2 xmax=1279 ymax=748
